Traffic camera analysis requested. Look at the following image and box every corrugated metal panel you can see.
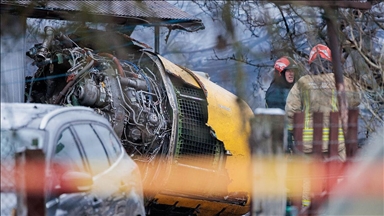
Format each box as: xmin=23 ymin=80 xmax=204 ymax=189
xmin=1 ymin=0 xmax=201 ymax=21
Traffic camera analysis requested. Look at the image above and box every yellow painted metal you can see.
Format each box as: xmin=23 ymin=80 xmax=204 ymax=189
xmin=158 ymin=56 xmax=200 ymax=88
xmin=196 ymin=72 xmax=254 ymax=192
xmin=153 ymin=55 xmax=254 ymax=215
xmin=154 ymin=194 xmax=247 ymax=216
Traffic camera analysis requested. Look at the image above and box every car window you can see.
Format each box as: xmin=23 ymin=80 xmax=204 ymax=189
xmin=48 ymin=128 xmax=87 ymax=201
xmin=92 ymin=124 xmax=122 ymax=163
xmin=53 ymin=128 xmax=86 ymax=173
xmin=72 ymin=124 xmax=109 ymax=176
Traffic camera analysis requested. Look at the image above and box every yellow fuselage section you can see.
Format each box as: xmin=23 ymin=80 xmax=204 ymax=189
xmin=149 ymin=56 xmax=254 ymax=216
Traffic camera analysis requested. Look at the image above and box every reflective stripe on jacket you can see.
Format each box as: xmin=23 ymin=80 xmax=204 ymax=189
xmin=285 ymin=73 xmax=360 ymax=152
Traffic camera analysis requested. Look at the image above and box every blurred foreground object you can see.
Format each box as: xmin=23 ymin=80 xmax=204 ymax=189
xmin=249 ymin=108 xmax=287 ymax=216
xmin=320 ymin=125 xmax=384 ymax=215
xmin=248 ymin=108 xmax=382 ymax=215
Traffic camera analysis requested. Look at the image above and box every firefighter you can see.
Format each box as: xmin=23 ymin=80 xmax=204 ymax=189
xmin=266 ymin=56 xmax=300 ymax=154
xmin=285 ymin=44 xmax=361 ymax=208
xmin=285 ymin=44 xmax=361 ymax=161
xmin=265 ymin=56 xmax=299 ymax=110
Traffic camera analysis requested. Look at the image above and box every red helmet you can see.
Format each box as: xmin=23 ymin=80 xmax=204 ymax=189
xmin=274 ymin=56 xmax=297 ymax=73
xmin=309 ymin=44 xmax=332 ymax=64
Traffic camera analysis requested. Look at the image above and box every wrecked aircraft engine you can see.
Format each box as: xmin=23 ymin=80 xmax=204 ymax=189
xmin=25 ymin=26 xmax=254 ymax=216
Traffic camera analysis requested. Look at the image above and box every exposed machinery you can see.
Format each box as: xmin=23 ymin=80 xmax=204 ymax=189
xmin=25 ymin=26 xmax=254 ymax=216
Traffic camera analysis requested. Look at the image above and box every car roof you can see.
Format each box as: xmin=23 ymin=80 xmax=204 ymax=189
xmin=1 ymin=103 xmax=95 ymax=130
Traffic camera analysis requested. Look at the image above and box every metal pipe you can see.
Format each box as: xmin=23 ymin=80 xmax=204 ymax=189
xmin=99 ymin=53 xmax=126 ymax=77
xmin=54 ymin=59 xmax=95 ymax=104
xmin=120 ymin=77 xmax=148 ymax=90
xmin=36 ymin=26 xmax=55 ymax=60
xmin=115 ymin=72 xmax=144 ymax=127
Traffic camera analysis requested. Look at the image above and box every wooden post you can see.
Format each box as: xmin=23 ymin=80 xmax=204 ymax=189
xmin=293 ymin=112 xmax=304 ymax=154
xmin=346 ymin=109 xmax=359 ymax=158
xmin=328 ymin=112 xmax=339 ymax=159
xmin=327 ymin=112 xmax=341 ymax=189
xmin=17 ymin=149 xmax=46 ymax=216
xmin=312 ymin=112 xmax=324 ymax=158
xmin=249 ymin=108 xmax=287 ymax=216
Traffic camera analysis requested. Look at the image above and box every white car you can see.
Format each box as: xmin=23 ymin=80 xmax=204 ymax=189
xmin=1 ymin=103 xmax=145 ymax=216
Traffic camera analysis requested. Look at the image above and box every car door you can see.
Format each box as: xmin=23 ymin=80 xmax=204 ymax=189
xmin=91 ymin=124 xmax=146 ymax=216
xmin=73 ymin=123 xmax=145 ymax=216
xmin=72 ymin=122 xmax=144 ymax=215
xmin=70 ymin=123 xmax=111 ymax=214
xmin=46 ymin=127 xmax=94 ymax=216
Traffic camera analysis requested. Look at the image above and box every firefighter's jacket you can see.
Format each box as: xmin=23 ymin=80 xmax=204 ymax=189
xmin=285 ymin=73 xmax=361 ymax=153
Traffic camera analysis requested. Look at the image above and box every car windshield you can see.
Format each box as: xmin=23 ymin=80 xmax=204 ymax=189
xmin=1 ymin=129 xmax=45 ymax=216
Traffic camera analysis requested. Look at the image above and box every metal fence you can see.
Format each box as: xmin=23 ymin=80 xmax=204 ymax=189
xmin=289 ymin=109 xmax=359 ymax=215
xmin=1 ymin=138 xmax=17 ymax=216
xmin=249 ymin=108 xmax=361 ymax=216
